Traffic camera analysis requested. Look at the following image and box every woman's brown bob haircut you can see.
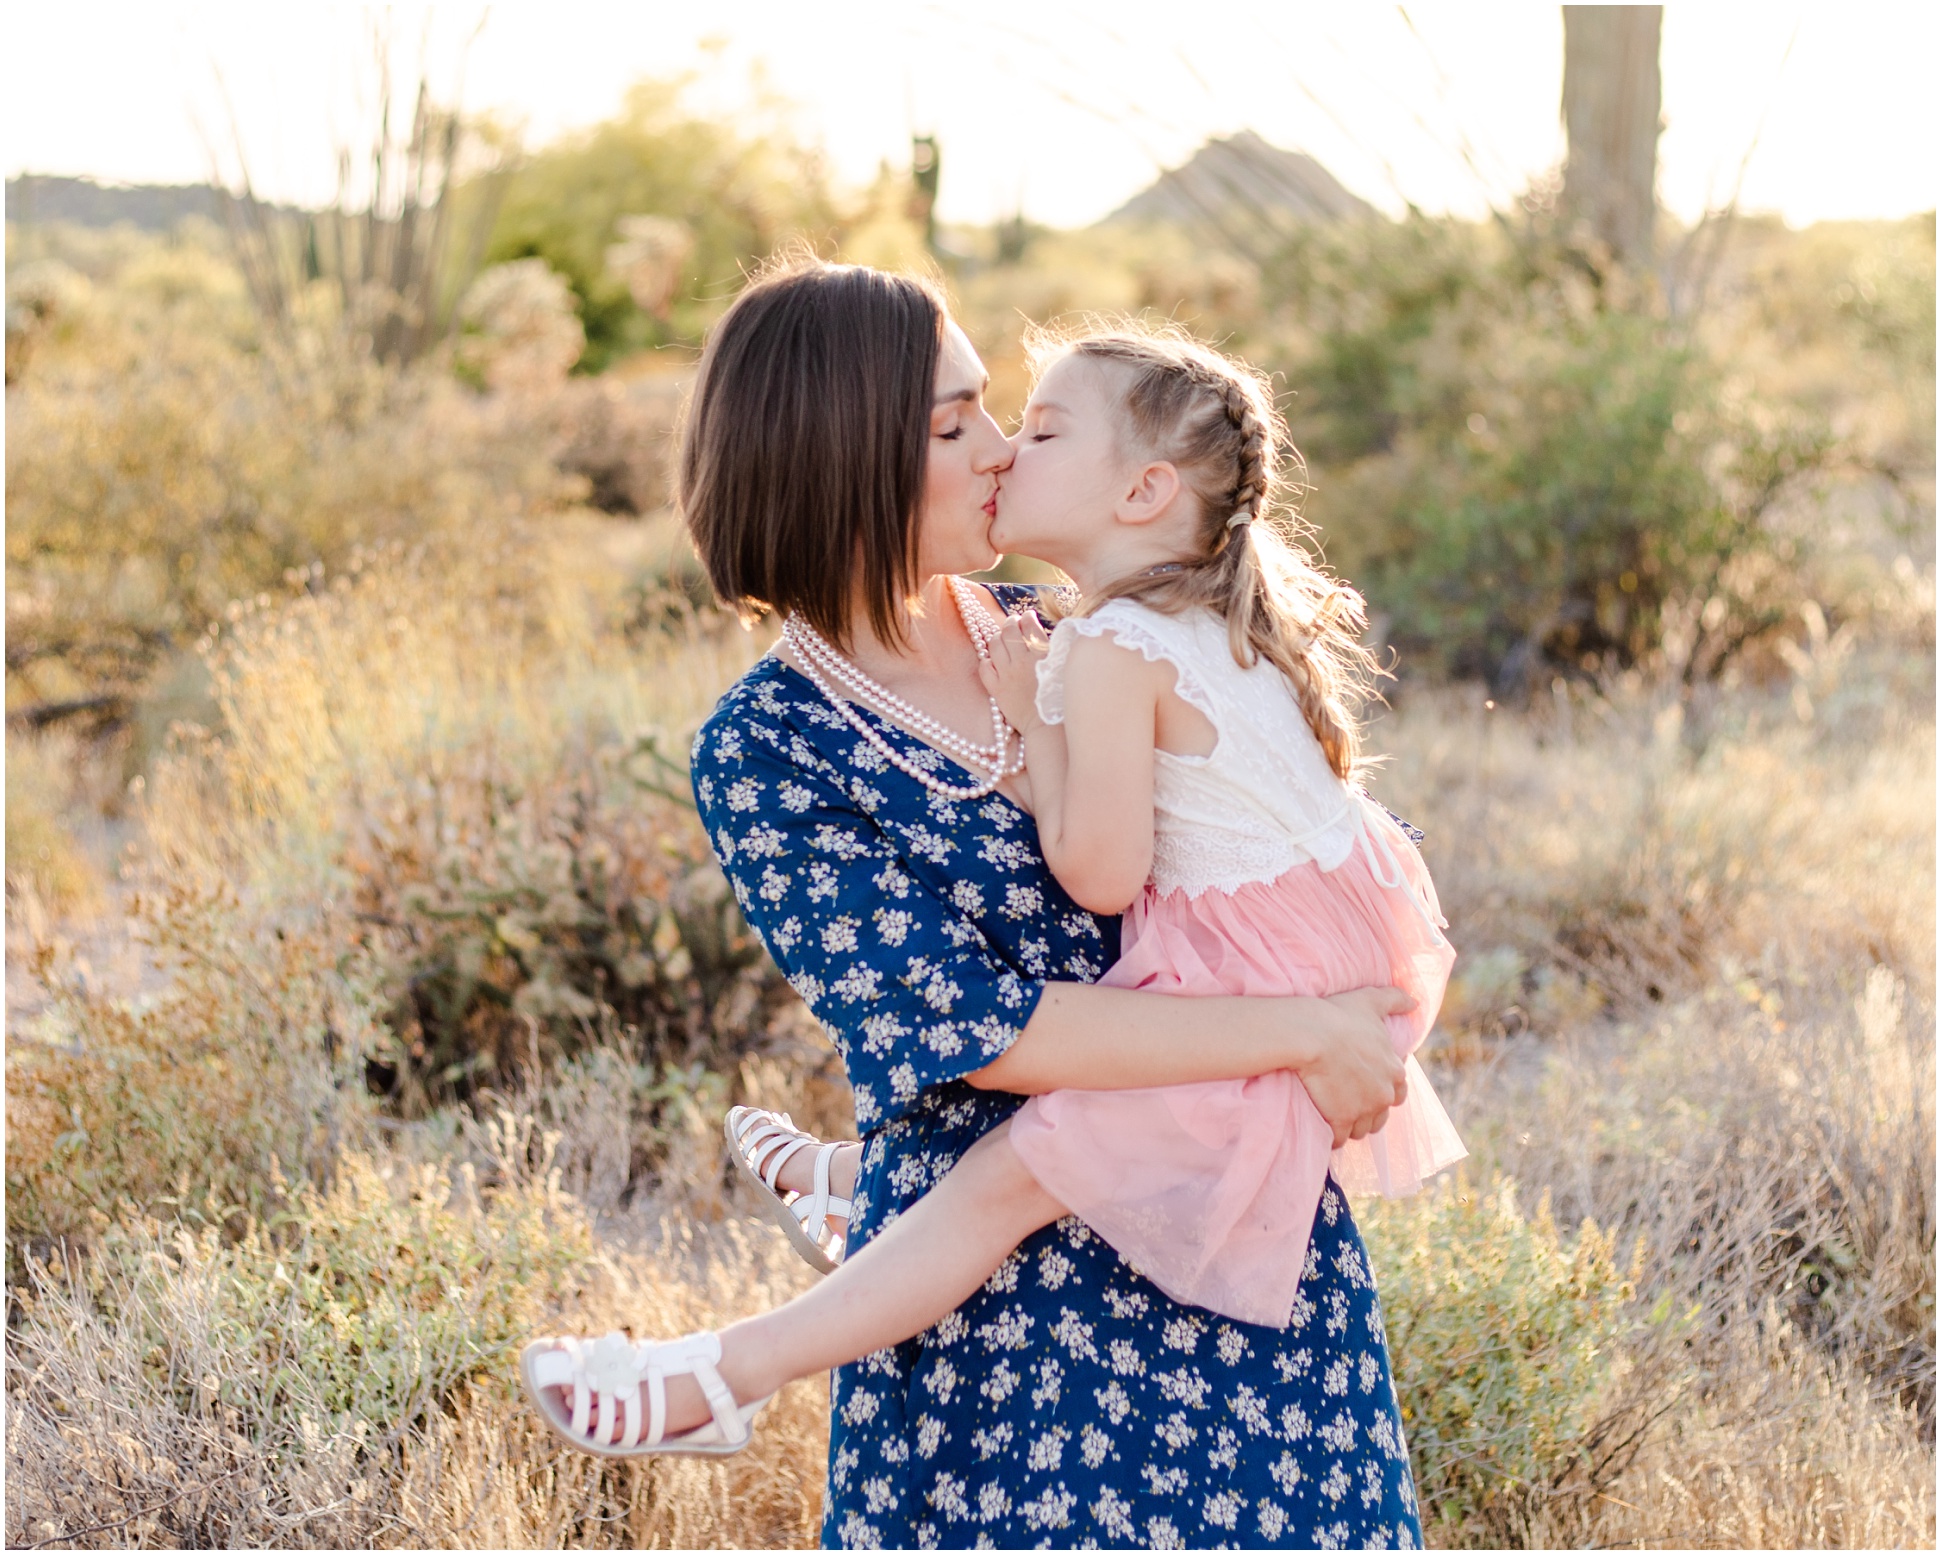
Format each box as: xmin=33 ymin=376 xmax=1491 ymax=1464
xmin=679 ymin=258 xmax=947 ymax=650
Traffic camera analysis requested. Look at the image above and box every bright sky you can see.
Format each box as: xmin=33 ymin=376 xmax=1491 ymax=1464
xmin=4 ymin=2 xmax=1934 ymax=229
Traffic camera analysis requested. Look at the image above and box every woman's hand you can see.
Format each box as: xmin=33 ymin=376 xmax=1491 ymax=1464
xmin=1294 ymin=988 xmax=1414 ymax=1149
xmin=978 ymin=615 xmax=1051 ymax=735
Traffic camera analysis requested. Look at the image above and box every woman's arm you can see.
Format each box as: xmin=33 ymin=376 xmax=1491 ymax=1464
xmin=969 ymin=981 xmax=1412 ymax=1146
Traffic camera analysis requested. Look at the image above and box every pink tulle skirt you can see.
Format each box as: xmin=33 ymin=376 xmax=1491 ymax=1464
xmin=1009 ymin=802 xmax=1467 ymax=1328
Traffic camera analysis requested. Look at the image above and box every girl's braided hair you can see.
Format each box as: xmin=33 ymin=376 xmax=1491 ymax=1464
xmin=1028 ymin=320 xmax=1381 ymax=779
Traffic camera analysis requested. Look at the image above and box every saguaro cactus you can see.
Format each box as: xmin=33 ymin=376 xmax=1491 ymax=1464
xmin=1561 ymin=5 xmax=1664 ymax=267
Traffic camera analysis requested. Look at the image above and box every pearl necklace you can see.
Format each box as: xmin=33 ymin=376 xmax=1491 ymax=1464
xmin=783 ymin=578 xmax=1026 ymax=802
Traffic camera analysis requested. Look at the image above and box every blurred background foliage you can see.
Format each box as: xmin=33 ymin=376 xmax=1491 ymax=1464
xmin=483 ymin=76 xmax=838 ymax=369
xmin=8 ymin=67 xmax=1932 ymax=732
xmin=6 ymin=53 xmax=1935 ymax=1552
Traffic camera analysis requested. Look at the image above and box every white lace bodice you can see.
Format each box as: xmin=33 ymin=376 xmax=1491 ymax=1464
xmin=1035 ymin=599 xmax=1366 ymax=898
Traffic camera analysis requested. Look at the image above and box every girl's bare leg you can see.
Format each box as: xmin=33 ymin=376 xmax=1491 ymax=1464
xmin=560 ymin=1123 xmax=1064 ymax=1439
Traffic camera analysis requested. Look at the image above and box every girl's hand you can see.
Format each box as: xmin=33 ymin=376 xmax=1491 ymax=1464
xmin=979 ymin=615 xmax=1052 ymax=734
xmin=1298 ymin=987 xmax=1414 ymax=1149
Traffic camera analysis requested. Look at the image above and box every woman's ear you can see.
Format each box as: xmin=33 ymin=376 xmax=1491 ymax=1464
xmin=1115 ymin=461 xmax=1183 ymax=528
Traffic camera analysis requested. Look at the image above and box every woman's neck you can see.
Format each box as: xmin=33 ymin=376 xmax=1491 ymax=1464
xmin=843 ymin=574 xmax=970 ymax=677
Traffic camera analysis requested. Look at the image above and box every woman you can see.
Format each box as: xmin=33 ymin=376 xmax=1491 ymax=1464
xmin=685 ymin=261 xmax=1421 ymax=1549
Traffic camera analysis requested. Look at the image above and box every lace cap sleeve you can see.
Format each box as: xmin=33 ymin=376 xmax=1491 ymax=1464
xmin=1033 ymin=600 xmax=1220 ymax=729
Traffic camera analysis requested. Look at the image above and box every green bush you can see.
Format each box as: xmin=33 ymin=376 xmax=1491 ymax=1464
xmin=484 ymin=77 xmax=838 ymax=369
xmin=1261 ymin=218 xmax=1837 ymax=689
xmin=1362 ymin=1175 xmax=1641 ymax=1546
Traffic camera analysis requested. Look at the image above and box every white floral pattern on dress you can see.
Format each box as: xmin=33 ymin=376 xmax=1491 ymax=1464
xmin=692 ymin=585 xmax=1421 ymax=1550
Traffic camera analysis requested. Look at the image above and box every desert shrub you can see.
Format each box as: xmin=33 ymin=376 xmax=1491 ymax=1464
xmin=546 ymin=372 xmax=689 ymax=516
xmin=1708 ymin=214 xmax=1935 ymax=485
xmin=455 ymin=257 xmax=588 ymax=392
xmin=1362 ymin=1177 xmax=1641 ymax=1545
xmin=1374 ymin=640 xmax=1933 ymax=1543
xmin=1262 ymin=217 xmax=1838 ymax=689
xmin=1446 ymin=966 xmax=1937 ymax=1421
xmin=1412 ymin=967 xmax=1937 ymax=1548
xmin=5 ymin=1123 xmax=596 ymax=1548
xmin=137 ymin=542 xmax=788 ymax=1111
xmin=4 ymin=229 xmax=579 ymax=726
xmin=457 ymin=255 xmax=688 ymax=513
xmin=4 ymin=881 xmax=383 ymax=1264
xmin=341 ymin=733 xmax=794 ymax=1112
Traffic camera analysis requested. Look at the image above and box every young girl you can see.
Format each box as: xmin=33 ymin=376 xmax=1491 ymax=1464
xmin=521 ymin=325 xmax=1465 ymax=1459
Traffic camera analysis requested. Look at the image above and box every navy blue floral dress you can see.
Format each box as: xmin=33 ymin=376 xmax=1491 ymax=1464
xmin=691 ymin=586 xmax=1422 ymax=1551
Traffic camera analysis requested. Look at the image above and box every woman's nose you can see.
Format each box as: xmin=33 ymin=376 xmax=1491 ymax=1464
xmin=977 ymin=415 xmax=1014 ymax=472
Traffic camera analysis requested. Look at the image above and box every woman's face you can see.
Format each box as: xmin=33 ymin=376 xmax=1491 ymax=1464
xmin=988 ymin=351 xmax=1129 ymax=573
xmin=916 ymin=320 xmax=1012 ymax=578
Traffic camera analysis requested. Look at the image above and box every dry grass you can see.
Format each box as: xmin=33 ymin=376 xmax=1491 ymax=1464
xmin=11 ymin=555 xmax=1925 ymax=1537
xmin=10 ymin=208 xmax=1930 ymax=1549
xmin=6 ymin=536 xmax=1932 ymax=1548
xmin=5 ymin=1113 xmax=830 ymax=1552
xmin=1355 ymin=656 xmax=1935 ymax=1547
xmin=1505 ymin=1317 xmax=1935 ymax=1550
xmin=138 ymin=521 xmax=751 ymax=891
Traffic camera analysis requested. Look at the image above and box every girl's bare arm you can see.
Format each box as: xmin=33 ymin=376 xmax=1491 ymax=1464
xmin=970 ymin=980 xmax=1412 ymax=1146
xmin=981 ymin=623 xmax=1168 ymax=913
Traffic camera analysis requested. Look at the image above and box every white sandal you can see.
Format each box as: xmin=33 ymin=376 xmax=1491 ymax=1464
xmin=724 ymin=1106 xmax=850 ymax=1273
xmin=520 ymin=1330 xmax=769 ymax=1459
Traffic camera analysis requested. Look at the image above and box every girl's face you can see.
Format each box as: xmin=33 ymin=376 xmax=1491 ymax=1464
xmin=915 ymin=320 xmax=1012 ymax=579
xmin=989 ymin=352 xmax=1130 ymax=574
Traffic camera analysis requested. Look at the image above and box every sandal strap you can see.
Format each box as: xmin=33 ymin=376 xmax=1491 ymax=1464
xmin=798 ymin=1140 xmax=838 ymax=1240
xmin=733 ymin=1109 xmax=815 ymax=1189
xmin=597 ymin=1377 xmax=617 ymax=1446
xmin=531 ymin=1330 xmax=749 ymax=1453
xmin=731 ymin=1107 xmax=801 ymax=1154
xmin=638 ymin=1363 xmax=665 ymax=1449
xmin=650 ymin=1332 xmax=745 ymax=1446
xmin=749 ymin=1129 xmax=814 ymax=1191
xmin=566 ymin=1339 xmax=594 ymax=1438
xmin=727 ymin=1106 xmax=850 ymax=1265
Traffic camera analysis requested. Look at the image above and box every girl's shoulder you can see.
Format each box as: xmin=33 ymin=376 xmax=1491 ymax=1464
xmin=1050 ymin=597 xmax=1227 ymax=677
xmin=1038 ymin=599 xmax=1225 ymax=728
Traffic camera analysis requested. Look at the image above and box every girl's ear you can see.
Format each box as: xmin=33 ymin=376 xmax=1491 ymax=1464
xmin=1115 ymin=461 xmax=1183 ymax=528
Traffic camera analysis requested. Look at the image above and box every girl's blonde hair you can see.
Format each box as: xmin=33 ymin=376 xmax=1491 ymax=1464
xmin=1029 ymin=321 xmax=1381 ymax=779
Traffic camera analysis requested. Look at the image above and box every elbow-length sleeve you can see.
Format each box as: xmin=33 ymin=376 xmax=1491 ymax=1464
xmin=691 ymin=686 xmax=1047 ymax=1133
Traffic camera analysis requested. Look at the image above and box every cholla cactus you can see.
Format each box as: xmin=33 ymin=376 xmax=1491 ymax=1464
xmin=604 ymin=214 xmax=695 ymax=320
xmin=457 ymin=258 xmax=586 ymax=393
